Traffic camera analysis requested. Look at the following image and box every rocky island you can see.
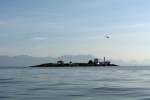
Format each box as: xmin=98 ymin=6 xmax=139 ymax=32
xmin=31 ymin=57 xmax=118 ymax=67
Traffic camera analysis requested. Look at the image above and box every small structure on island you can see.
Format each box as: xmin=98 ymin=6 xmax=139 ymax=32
xmin=94 ymin=58 xmax=99 ymax=65
xmin=57 ymin=60 xmax=64 ymax=65
xmin=99 ymin=57 xmax=111 ymax=66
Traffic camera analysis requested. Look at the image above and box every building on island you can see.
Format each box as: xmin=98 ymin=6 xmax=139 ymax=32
xmin=57 ymin=60 xmax=64 ymax=65
xmin=94 ymin=57 xmax=111 ymax=66
xmin=94 ymin=58 xmax=99 ymax=65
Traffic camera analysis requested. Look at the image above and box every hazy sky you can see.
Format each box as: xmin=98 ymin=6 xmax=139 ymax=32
xmin=0 ymin=0 xmax=150 ymax=61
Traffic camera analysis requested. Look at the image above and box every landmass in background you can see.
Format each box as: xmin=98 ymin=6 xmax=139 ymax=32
xmin=0 ymin=55 xmax=150 ymax=67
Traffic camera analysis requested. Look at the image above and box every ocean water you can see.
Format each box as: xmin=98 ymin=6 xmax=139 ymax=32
xmin=0 ymin=66 xmax=150 ymax=100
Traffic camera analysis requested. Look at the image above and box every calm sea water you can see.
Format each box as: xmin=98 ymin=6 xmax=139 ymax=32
xmin=0 ymin=66 xmax=150 ymax=100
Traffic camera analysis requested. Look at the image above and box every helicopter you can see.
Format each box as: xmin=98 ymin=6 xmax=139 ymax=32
xmin=105 ymin=36 xmax=109 ymax=38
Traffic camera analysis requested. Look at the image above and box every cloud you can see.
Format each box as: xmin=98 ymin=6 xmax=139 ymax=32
xmin=55 ymin=37 xmax=63 ymax=39
xmin=31 ymin=37 xmax=63 ymax=41
xmin=31 ymin=37 xmax=48 ymax=41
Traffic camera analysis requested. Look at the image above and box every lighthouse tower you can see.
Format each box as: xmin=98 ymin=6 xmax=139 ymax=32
xmin=104 ymin=57 xmax=106 ymax=63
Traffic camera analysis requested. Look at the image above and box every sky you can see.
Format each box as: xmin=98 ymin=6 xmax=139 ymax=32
xmin=0 ymin=0 xmax=150 ymax=61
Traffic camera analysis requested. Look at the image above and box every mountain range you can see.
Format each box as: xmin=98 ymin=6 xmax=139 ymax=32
xmin=0 ymin=55 xmax=149 ymax=67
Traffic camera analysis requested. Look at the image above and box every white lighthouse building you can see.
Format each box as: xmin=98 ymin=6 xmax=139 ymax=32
xmin=94 ymin=58 xmax=99 ymax=65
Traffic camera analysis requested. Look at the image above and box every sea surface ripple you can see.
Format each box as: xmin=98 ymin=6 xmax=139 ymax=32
xmin=0 ymin=66 xmax=150 ymax=100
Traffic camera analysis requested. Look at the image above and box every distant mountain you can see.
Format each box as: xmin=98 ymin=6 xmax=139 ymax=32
xmin=0 ymin=55 xmax=53 ymax=67
xmin=0 ymin=55 xmax=96 ymax=67
xmin=109 ymin=59 xmax=139 ymax=66
xmin=0 ymin=55 xmax=149 ymax=67
xmin=109 ymin=59 xmax=150 ymax=66
xmin=140 ymin=59 xmax=150 ymax=66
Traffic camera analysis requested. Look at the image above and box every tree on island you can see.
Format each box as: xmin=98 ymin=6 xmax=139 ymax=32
xmin=88 ymin=60 xmax=93 ymax=64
